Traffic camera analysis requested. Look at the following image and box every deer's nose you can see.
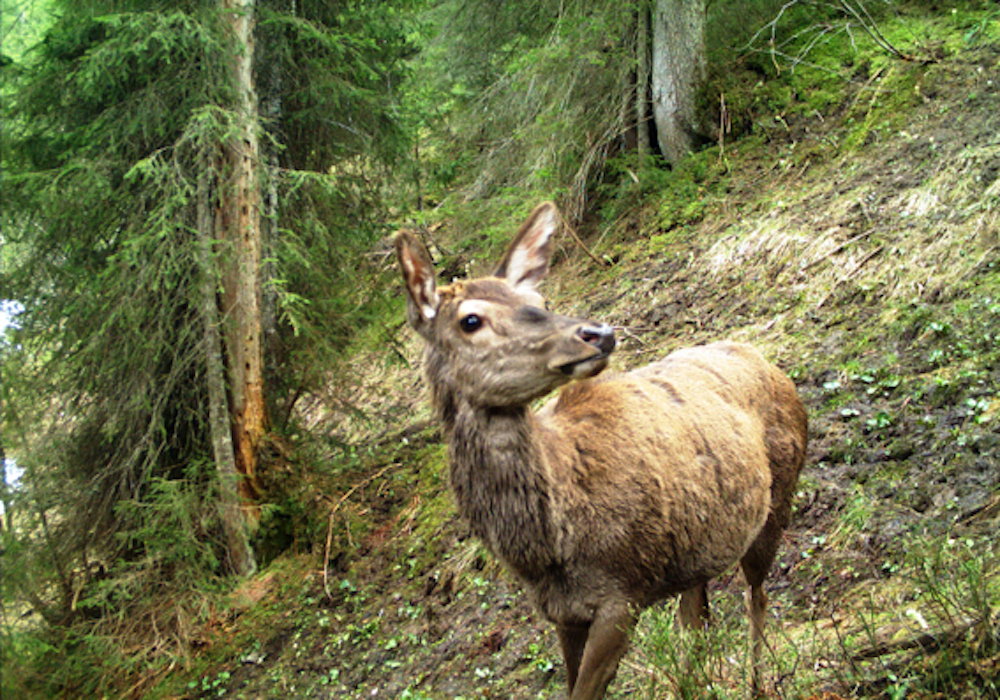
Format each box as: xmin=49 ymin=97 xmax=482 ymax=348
xmin=576 ymin=324 xmax=616 ymax=355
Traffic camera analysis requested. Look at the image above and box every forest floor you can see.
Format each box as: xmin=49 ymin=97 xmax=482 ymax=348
xmin=157 ymin=22 xmax=999 ymax=700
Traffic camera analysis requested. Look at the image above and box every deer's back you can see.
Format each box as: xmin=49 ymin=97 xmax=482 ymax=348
xmin=532 ymin=341 xmax=806 ymax=621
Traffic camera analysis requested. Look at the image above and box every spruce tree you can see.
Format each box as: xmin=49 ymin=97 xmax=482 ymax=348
xmin=1 ymin=0 xmax=410 ymax=653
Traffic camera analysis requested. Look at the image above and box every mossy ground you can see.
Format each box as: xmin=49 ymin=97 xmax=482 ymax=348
xmin=148 ymin=8 xmax=1000 ymax=700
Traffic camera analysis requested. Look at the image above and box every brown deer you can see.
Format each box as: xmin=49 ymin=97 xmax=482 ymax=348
xmin=395 ymin=202 xmax=807 ymax=699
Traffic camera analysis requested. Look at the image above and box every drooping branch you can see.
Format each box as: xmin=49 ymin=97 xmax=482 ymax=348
xmin=837 ymin=0 xmax=914 ymax=62
xmin=746 ymin=0 xmax=918 ymax=73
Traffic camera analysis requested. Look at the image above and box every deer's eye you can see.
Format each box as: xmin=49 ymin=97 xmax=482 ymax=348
xmin=459 ymin=314 xmax=483 ymax=333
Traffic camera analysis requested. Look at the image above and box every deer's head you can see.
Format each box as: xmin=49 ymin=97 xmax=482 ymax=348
xmin=396 ymin=202 xmax=615 ymax=409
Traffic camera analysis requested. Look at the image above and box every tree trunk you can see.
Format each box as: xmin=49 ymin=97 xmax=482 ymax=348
xmin=257 ymin=0 xmax=288 ymax=427
xmin=218 ymin=0 xmax=266 ymax=521
xmin=651 ymin=0 xmax=706 ymax=166
xmin=198 ymin=152 xmax=257 ymax=577
xmin=636 ymin=0 xmax=652 ymax=157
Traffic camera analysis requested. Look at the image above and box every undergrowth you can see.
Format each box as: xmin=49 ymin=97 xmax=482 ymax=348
xmin=6 ymin=3 xmax=999 ymax=699
xmin=606 ymin=528 xmax=999 ymax=700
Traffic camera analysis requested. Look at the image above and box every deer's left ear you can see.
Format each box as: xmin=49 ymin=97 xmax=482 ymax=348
xmin=396 ymin=231 xmax=439 ymax=335
xmin=495 ymin=202 xmax=560 ymax=292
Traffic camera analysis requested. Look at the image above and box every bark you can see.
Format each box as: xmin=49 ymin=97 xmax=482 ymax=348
xmin=198 ymin=151 xmax=257 ymax=577
xmin=218 ymin=0 xmax=266 ymax=520
xmin=636 ymin=0 xmax=652 ymax=157
xmin=257 ymin=0 xmax=287 ymax=426
xmin=651 ymin=0 xmax=707 ymax=166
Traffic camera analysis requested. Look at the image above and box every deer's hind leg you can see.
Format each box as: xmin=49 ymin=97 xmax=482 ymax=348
xmin=740 ymin=517 xmax=784 ymax=695
xmin=675 ymin=584 xmax=711 ymax=682
xmin=677 ymin=583 xmax=710 ymax=630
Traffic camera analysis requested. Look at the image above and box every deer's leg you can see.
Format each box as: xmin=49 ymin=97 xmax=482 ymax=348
xmin=744 ymin=580 xmax=768 ymax=695
xmin=569 ymin=604 xmax=635 ymax=700
xmin=741 ymin=529 xmax=779 ymax=697
xmin=557 ymin=624 xmax=588 ymax=693
xmin=677 ymin=584 xmax=710 ymax=630
xmin=676 ymin=585 xmax=710 ymax=681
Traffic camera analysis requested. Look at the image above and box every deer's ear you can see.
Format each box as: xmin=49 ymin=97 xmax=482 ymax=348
xmin=396 ymin=231 xmax=439 ymax=333
xmin=495 ymin=202 xmax=560 ymax=292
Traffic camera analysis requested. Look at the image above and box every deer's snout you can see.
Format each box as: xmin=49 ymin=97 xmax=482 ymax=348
xmin=576 ymin=324 xmax=616 ymax=356
xmin=552 ymin=322 xmax=615 ymax=378
xmin=576 ymin=323 xmax=615 ymax=355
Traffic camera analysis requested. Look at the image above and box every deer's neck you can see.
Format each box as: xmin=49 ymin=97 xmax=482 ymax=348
xmin=446 ymin=400 xmax=558 ymax=582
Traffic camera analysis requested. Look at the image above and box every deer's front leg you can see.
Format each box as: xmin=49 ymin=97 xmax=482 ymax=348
xmin=569 ymin=603 xmax=635 ymax=700
xmin=557 ymin=624 xmax=588 ymax=693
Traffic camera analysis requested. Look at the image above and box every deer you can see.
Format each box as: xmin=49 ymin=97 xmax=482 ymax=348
xmin=395 ymin=202 xmax=808 ymax=700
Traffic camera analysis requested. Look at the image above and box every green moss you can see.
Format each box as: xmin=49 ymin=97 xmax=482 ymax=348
xmin=842 ymin=63 xmax=925 ymax=150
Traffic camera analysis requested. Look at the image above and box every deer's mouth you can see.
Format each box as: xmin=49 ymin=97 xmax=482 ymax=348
xmin=557 ymin=352 xmax=612 ymax=378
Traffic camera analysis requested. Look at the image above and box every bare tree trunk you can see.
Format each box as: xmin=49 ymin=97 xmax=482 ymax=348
xmin=218 ymin=0 xmax=266 ymax=521
xmin=636 ymin=0 xmax=652 ymax=157
xmin=257 ymin=0 xmax=290 ymax=427
xmin=651 ymin=0 xmax=707 ymax=166
xmin=198 ymin=152 xmax=257 ymax=577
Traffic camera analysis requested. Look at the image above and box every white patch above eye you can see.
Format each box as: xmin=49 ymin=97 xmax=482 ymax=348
xmin=456 ymin=299 xmax=492 ymax=322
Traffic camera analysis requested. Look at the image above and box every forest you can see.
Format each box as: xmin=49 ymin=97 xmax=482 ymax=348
xmin=1 ymin=0 xmax=998 ymax=698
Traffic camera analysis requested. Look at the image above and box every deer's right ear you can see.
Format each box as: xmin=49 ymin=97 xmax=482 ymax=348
xmin=396 ymin=231 xmax=439 ymax=334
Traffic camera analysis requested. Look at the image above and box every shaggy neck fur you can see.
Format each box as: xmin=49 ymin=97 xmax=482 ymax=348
xmin=428 ymin=352 xmax=557 ymax=582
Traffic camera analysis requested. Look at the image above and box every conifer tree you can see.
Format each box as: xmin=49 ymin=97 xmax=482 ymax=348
xmin=2 ymin=0 xmax=409 ymax=623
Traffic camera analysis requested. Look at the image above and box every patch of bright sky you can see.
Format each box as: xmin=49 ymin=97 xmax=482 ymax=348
xmin=1 ymin=301 xmax=25 ymax=511
xmin=1 ymin=299 xmax=24 ymax=330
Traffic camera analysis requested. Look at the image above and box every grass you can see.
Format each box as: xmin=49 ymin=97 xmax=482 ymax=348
xmin=16 ymin=4 xmax=998 ymax=699
xmin=599 ymin=527 xmax=999 ymax=700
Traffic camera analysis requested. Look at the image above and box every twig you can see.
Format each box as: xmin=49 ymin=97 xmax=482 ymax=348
xmin=558 ymin=210 xmax=607 ymax=267
xmin=966 ymin=244 xmax=998 ymax=280
xmin=814 ymin=245 xmax=883 ymax=309
xmin=616 ymin=326 xmax=647 ymax=346
xmin=838 ymin=0 xmax=917 ymax=63
xmin=801 ymin=228 xmax=874 ymax=272
xmin=959 ymin=492 xmax=1000 ymax=525
xmin=718 ymin=92 xmax=731 ymax=164
xmin=321 ymin=463 xmax=397 ymax=598
xmin=851 ymin=617 xmax=985 ymax=661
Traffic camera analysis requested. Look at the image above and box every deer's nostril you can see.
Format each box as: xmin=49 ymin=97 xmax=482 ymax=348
xmin=577 ymin=324 xmax=616 ymax=354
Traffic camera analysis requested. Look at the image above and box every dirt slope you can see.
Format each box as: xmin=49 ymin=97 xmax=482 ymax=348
xmin=173 ymin=34 xmax=999 ymax=700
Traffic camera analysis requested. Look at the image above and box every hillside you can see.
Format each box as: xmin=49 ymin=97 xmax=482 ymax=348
xmin=156 ymin=14 xmax=999 ymax=700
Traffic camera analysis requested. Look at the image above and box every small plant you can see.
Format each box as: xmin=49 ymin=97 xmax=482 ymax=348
xmin=187 ymin=670 xmax=231 ymax=698
xmin=317 ymin=668 xmax=340 ymax=686
xmin=339 ymin=578 xmax=369 ymax=609
xmin=866 ymin=410 xmax=893 ymax=431
xmin=830 ymin=484 xmax=875 ymax=548
xmin=526 ymin=642 xmax=556 ymax=674
xmin=965 ymin=396 xmax=993 ymax=424
xmin=399 ymin=689 xmax=434 ymax=700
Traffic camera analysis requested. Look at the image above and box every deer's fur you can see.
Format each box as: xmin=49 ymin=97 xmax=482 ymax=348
xmin=396 ymin=202 xmax=808 ymax=700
